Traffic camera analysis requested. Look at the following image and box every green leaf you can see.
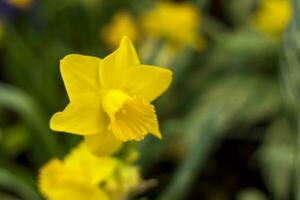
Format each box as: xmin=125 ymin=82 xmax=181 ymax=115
xmin=235 ymin=188 xmax=268 ymax=200
xmin=280 ymin=1 xmax=300 ymax=200
xmin=0 ymin=83 xmax=61 ymax=159
xmin=0 ymin=167 xmax=42 ymax=200
xmin=257 ymin=120 xmax=293 ymax=200
xmin=157 ymin=75 xmax=280 ymax=200
xmin=0 ymin=192 xmax=22 ymax=200
xmin=1 ymin=123 xmax=29 ymax=157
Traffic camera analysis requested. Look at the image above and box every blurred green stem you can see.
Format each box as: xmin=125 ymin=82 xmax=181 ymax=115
xmin=0 ymin=167 xmax=42 ymax=200
xmin=0 ymin=157 xmax=36 ymax=189
xmin=157 ymin=111 xmax=221 ymax=200
xmin=281 ymin=0 xmax=300 ymax=199
xmin=193 ymin=0 xmax=207 ymax=8
xmin=295 ymin=3 xmax=300 ymax=199
xmin=156 ymin=75 xmax=279 ymax=200
xmin=296 ymin=115 xmax=300 ymax=200
xmin=0 ymin=83 xmax=62 ymax=159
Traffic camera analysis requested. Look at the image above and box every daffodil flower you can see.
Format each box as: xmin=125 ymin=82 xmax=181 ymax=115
xmin=141 ymin=1 xmax=204 ymax=50
xmin=50 ymin=36 xmax=172 ymax=156
xmin=252 ymin=0 xmax=291 ymax=38
xmin=101 ymin=11 xmax=139 ymax=49
xmin=39 ymin=142 xmax=141 ymax=200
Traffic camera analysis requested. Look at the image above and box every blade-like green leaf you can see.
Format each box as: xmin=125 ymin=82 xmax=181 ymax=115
xmin=280 ymin=1 xmax=300 ymax=200
xmin=0 ymin=83 xmax=61 ymax=159
xmin=157 ymin=75 xmax=280 ymax=200
xmin=0 ymin=167 xmax=42 ymax=200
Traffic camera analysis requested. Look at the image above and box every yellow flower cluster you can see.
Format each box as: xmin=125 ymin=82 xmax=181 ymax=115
xmin=39 ymin=142 xmax=140 ymax=200
xmin=101 ymin=1 xmax=204 ymax=51
xmin=252 ymin=0 xmax=291 ymax=38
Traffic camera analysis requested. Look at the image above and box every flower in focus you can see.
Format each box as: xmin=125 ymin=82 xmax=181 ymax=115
xmin=5 ymin=0 xmax=33 ymax=9
xmin=140 ymin=1 xmax=203 ymax=50
xmin=252 ymin=0 xmax=291 ymax=38
xmin=101 ymin=11 xmax=139 ymax=49
xmin=50 ymin=36 xmax=172 ymax=156
xmin=39 ymin=142 xmax=141 ymax=200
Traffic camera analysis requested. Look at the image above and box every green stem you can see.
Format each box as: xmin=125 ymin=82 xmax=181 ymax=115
xmin=281 ymin=0 xmax=300 ymax=199
xmin=157 ymin=111 xmax=220 ymax=200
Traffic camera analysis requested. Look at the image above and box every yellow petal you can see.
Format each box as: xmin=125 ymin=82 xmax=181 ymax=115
xmin=100 ymin=36 xmax=140 ymax=89
xmin=84 ymin=131 xmax=122 ymax=157
xmin=102 ymin=90 xmax=161 ymax=141
xmin=38 ymin=158 xmax=66 ymax=198
xmin=50 ymin=186 xmax=109 ymax=200
xmin=39 ymin=159 xmax=110 ymax=200
xmin=123 ymin=65 xmax=173 ymax=102
xmin=60 ymin=54 xmax=103 ymax=100
xmin=150 ymin=120 xmax=162 ymax=139
xmin=64 ymin=142 xmax=118 ymax=184
xmin=50 ymin=93 xmax=108 ymax=135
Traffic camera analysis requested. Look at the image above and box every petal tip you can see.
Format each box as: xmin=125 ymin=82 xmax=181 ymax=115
xmin=151 ymin=129 xmax=163 ymax=140
xmin=49 ymin=112 xmax=60 ymax=131
xmin=120 ymin=35 xmax=135 ymax=49
xmin=60 ymin=54 xmax=77 ymax=63
xmin=121 ymin=35 xmax=131 ymax=43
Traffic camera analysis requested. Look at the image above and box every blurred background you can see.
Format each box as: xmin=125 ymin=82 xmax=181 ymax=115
xmin=0 ymin=0 xmax=298 ymax=199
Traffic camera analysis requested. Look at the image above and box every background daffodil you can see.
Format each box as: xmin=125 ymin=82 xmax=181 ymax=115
xmin=39 ymin=142 xmax=141 ymax=200
xmin=101 ymin=11 xmax=139 ymax=49
xmin=50 ymin=36 xmax=172 ymax=156
xmin=5 ymin=0 xmax=33 ymax=9
xmin=252 ymin=0 xmax=291 ymax=38
xmin=140 ymin=1 xmax=202 ymax=50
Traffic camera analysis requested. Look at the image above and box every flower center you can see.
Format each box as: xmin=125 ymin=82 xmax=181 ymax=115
xmin=102 ymin=90 xmax=158 ymax=141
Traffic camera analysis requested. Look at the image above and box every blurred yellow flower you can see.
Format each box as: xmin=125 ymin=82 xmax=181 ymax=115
xmin=252 ymin=0 xmax=291 ymax=37
xmin=104 ymin=162 xmax=140 ymax=200
xmin=39 ymin=142 xmax=140 ymax=200
xmin=141 ymin=1 xmax=203 ymax=49
xmin=101 ymin=11 xmax=139 ymax=49
xmin=50 ymin=36 xmax=172 ymax=156
xmin=5 ymin=0 xmax=33 ymax=9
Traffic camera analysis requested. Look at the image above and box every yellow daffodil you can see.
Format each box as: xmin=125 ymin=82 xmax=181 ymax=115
xmin=5 ymin=0 xmax=33 ymax=9
xmin=101 ymin=11 xmax=139 ymax=49
xmin=252 ymin=0 xmax=291 ymax=38
xmin=39 ymin=142 xmax=141 ymax=200
xmin=50 ymin=36 xmax=172 ymax=156
xmin=140 ymin=1 xmax=203 ymax=49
